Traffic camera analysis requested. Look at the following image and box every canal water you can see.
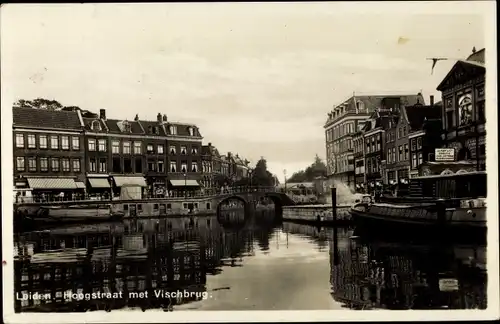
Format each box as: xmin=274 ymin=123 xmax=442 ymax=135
xmin=13 ymin=209 xmax=487 ymax=312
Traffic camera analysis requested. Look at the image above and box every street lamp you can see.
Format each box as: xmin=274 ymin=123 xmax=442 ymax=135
xmin=183 ymin=173 xmax=187 ymax=198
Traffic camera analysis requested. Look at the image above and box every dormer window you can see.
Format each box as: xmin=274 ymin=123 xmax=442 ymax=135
xmin=91 ymin=120 xmax=101 ymax=131
xmin=188 ymin=127 xmax=194 ymax=136
xmin=169 ymin=125 xmax=177 ymax=135
xmin=122 ymin=120 xmax=131 ymax=133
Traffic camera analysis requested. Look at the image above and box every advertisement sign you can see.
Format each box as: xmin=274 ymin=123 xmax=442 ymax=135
xmin=435 ymin=148 xmax=455 ymax=162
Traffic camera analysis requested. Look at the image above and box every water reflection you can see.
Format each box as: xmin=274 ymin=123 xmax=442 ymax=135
xmin=14 ymin=212 xmax=486 ymax=312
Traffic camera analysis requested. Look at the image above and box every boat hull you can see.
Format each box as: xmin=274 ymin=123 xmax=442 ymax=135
xmin=349 ymin=205 xmax=487 ymax=243
xmin=21 ymin=206 xmax=124 ymax=227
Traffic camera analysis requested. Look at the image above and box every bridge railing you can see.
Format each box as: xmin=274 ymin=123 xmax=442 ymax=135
xmin=14 ymin=186 xmax=280 ymax=205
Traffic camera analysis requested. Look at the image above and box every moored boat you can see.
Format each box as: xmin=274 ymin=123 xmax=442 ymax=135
xmin=24 ymin=204 xmax=124 ymax=225
xmin=350 ymin=167 xmax=487 ymax=240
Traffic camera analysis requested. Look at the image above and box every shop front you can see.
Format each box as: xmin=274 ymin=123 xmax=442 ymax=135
xmin=87 ymin=175 xmax=112 ymax=200
xmin=112 ymin=176 xmax=147 ymax=200
xmin=23 ymin=177 xmax=85 ymax=202
xmin=146 ymin=177 xmax=168 ymax=198
xmin=168 ymin=179 xmax=201 ymax=197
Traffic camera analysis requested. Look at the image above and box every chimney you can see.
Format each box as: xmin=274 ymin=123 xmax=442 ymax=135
xmin=430 ymin=95 xmax=434 ymax=106
xmin=157 ymin=113 xmax=162 ymax=123
xmin=208 ymin=142 xmax=212 ymax=147
xmin=134 ymin=114 xmax=139 ymax=121
xmin=162 ymin=114 xmax=167 ymax=122
xmin=99 ymin=109 xmax=106 ymax=120
xmin=472 ymin=46 xmax=477 ymax=54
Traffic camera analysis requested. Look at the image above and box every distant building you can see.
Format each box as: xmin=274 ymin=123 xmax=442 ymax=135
xmin=324 ymin=93 xmax=424 ymax=192
xmin=13 ymin=108 xmax=86 ymax=200
xmin=436 ymin=47 xmax=486 ymax=171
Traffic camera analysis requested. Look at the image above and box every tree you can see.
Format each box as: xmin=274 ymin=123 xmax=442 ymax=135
xmin=287 ymin=154 xmax=327 ymax=183
xmin=14 ymin=98 xmax=63 ymax=111
xmin=251 ymin=157 xmax=275 ymax=186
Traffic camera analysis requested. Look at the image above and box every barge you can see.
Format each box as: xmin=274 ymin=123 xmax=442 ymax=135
xmin=350 ymin=165 xmax=487 ymax=241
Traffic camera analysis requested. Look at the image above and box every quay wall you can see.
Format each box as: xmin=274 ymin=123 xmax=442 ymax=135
xmin=283 ymin=204 xmax=352 ymax=224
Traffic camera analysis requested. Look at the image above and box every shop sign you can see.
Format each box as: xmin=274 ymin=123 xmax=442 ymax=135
xmin=435 ymin=148 xmax=455 ymax=162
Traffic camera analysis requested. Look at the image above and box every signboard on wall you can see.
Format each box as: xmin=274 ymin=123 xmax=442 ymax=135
xmin=435 ymin=148 xmax=455 ymax=162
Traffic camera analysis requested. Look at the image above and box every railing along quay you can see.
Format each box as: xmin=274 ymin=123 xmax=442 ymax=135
xmin=14 ymin=186 xmax=280 ymax=205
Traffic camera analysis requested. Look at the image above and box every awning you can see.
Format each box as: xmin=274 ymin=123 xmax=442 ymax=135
xmin=27 ymin=178 xmax=77 ymax=190
xmin=88 ymin=178 xmax=111 ymax=188
xmin=170 ymin=179 xmax=200 ymax=187
xmin=75 ymin=181 xmax=86 ymax=189
xmin=113 ymin=176 xmax=147 ymax=187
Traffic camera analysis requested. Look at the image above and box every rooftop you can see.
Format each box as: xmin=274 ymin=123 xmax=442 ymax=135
xmin=13 ymin=107 xmax=83 ymax=130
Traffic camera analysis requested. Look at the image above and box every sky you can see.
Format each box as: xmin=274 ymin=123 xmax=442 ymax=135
xmin=1 ymin=2 xmax=490 ymax=182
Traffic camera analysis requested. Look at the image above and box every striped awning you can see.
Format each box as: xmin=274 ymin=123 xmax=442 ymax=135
xmin=170 ymin=179 xmax=200 ymax=187
xmin=75 ymin=181 xmax=86 ymax=189
xmin=88 ymin=178 xmax=111 ymax=188
xmin=113 ymin=176 xmax=147 ymax=187
xmin=27 ymin=178 xmax=77 ymax=189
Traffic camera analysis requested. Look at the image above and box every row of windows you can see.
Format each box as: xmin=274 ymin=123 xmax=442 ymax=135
xmin=15 ymin=133 xmax=80 ymax=150
xmin=108 ymin=140 xmax=198 ymax=156
xmin=411 ymin=152 xmax=424 ymax=169
xmin=16 ymin=157 xmax=80 ymax=173
xmin=366 ymin=157 xmax=380 ymax=174
xmin=327 ymin=122 xmax=356 ymax=142
xmin=386 ymin=126 xmax=408 ymax=142
xmin=365 ymin=134 xmax=382 ymax=154
xmin=387 ymin=144 xmax=409 ymax=164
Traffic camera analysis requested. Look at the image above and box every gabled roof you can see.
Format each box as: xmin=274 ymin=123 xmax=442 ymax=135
xmin=436 ymin=58 xmax=486 ymax=91
xmin=13 ymin=107 xmax=83 ymax=130
xmin=139 ymin=120 xmax=168 ymax=136
xmin=83 ymin=117 xmax=107 ymax=132
xmin=467 ymin=48 xmax=485 ymax=64
xmin=403 ymin=105 xmax=442 ymax=131
xmin=104 ymin=119 xmax=145 ymax=135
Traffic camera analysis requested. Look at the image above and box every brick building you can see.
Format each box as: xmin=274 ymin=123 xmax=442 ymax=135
xmin=352 ymin=129 xmax=366 ymax=192
xmin=13 ymin=107 xmax=86 ymax=201
xmin=166 ymin=120 xmax=203 ymax=195
xmin=436 ymin=47 xmax=486 ymax=170
xmin=201 ymin=142 xmax=222 ymax=190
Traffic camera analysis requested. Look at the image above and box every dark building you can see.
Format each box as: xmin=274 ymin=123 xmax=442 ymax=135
xmin=362 ymin=111 xmax=388 ymax=192
xmin=436 ymin=47 xmax=486 ymax=171
xmin=166 ymin=121 xmax=203 ymax=195
xmin=201 ymin=143 xmax=221 ymax=190
xmin=352 ymin=129 xmax=366 ymax=192
xmin=13 ymin=107 xmax=86 ymax=201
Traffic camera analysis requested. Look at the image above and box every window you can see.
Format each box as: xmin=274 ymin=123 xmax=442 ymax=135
xmin=99 ymin=158 xmax=106 ymax=173
xmin=15 ymin=134 xmax=24 ymax=148
xmin=91 ymin=120 xmax=101 ymax=131
xmin=62 ymin=158 xmax=70 ymax=172
xmin=112 ymin=141 xmax=120 ymax=154
xmin=88 ymin=138 xmax=96 ymax=151
xmin=418 ymin=152 xmax=423 ymax=165
xmin=148 ymin=160 xmax=156 ymax=171
xmin=61 ymin=136 xmax=70 ymax=150
xmin=147 ymin=144 xmax=154 ymax=153
xmin=157 ymin=145 xmax=164 ymax=154
xmin=458 ymin=94 xmax=473 ymax=126
xmin=392 ymin=147 xmax=396 ymax=162
xmin=399 ymin=146 xmax=403 ymax=162
xmin=28 ymin=157 xmax=36 ymax=172
xmin=170 ymin=146 xmax=176 ymax=154
xmin=169 ymin=125 xmax=177 ymax=135
xmin=477 ymin=101 xmax=485 ymax=122
xmin=50 ymin=136 xmax=59 ymax=149
xmin=404 ymin=144 xmax=409 ymax=160
xmin=180 ymin=146 xmax=187 ymax=155
xmin=387 ymin=150 xmax=392 ymax=163
xmin=112 ymin=157 xmax=121 ymax=173
xmin=158 ymin=161 xmax=164 ymax=173
xmin=417 ymin=138 xmax=422 ymax=150
xmin=72 ymin=137 xmax=80 ymax=150
xmin=51 ymin=158 xmax=59 ymax=172
xmin=40 ymin=158 xmax=48 ymax=172
xmin=135 ymin=158 xmax=142 ymax=173
xmin=133 ymin=142 xmax=141 ymax=154
xmin=367 ymin=159 xmax=371 ymax=173
xmin=123 ymin=158 xmax=132 ymax=173
xmin=27 ymin=135 xmax=36 ymax=148
xmin=376 ymin=139 xmax=380 ymax=151
xmin=191 ymin=162 xmax=198 ymax=172
xmin=72 ymin=159 xmax=81 ymax=172
xmin=446 ymin=111 xmax=455 ymax=129
xmin=123 ymin=141 xmax=131 ymax=154
xmin=188 ymin=127 xmax=194 ymax=136
xmin=39 ymin=135 xmax=48 ymax=149
xmin=123 ymin=121 xmax=131 ymax=133
xmin=181 ymin=162 xmax=187 ymax=173
xmin=16 ymin=157 xmax=25 ymax=171
xmin=170 ymin=161 xmax=177 ymax=172
xmin=191 ymin=147 xmax=198 ymax=155
xmin=90 ymin=158 xmax=97 ymax=173
xmin=403 ymin=126 xmax=407 ymax=136
xmin=411 ymin=139 xmax=416 ymax=151
xmin=412 ymin=153 xmax=417 ymax=168
xmin=98 ymin=139 xmax=107 ymax=152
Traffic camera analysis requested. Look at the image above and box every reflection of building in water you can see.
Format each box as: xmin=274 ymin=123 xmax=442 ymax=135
xmin=329 ymin=239 xmax=487 ymax=310
xmin=14 ymin=215 xmax=267 ymax=312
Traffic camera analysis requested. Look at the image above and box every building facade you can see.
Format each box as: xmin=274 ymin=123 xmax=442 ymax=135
xmin=436 ymin=48 xmax=486 ymax=171
xmin=13 ymin=108 xmax=86 ymax=201
xmin=324 ymin=93 xmax=423 ymax=192
xmin=352 ymin=129 xmax=365 ymax=192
